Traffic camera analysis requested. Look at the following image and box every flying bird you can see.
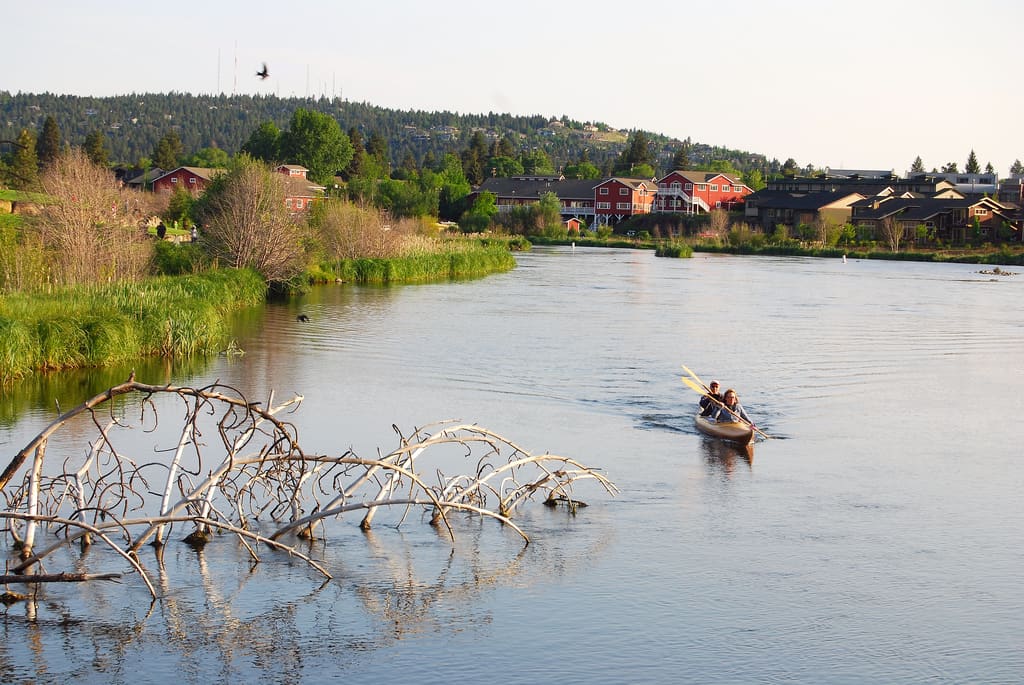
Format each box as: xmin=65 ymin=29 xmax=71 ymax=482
xmin=256 ymin=63 xmax=269 ymax=80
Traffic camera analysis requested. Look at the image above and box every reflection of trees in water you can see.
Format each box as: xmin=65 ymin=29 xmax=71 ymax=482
xmin=699 ymin=437 xmax=753 ymax=477
xmin=1 ymin=513 xmax=612 ymax=680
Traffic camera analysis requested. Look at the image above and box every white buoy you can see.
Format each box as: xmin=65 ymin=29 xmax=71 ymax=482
xmin=842 ymin=254 xmax=847 ymax=263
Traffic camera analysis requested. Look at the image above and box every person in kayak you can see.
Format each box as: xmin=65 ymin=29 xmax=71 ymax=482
xmin=713 ymin=388 xmax=754 ymax=427
xmin=699 ymin=380 xmax=723 ymax=417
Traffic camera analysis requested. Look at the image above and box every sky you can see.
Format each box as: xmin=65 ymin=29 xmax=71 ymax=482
xmin=4 ymin=0 xmax=1023 ymax=176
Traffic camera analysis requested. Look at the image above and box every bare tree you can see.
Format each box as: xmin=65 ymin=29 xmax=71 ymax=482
xmin=36 ymin=148 xmax=152 ymax=286
xmin=813 ymin=216 xmax=842 ymax=247
xmin=0 ymin=378 xmax=617 ymax=598
xmin=197 ymin=157 xmax=307 ymax=282
xmin=880 ymin=217 xmax=903 ymax=252
xmin=707 ymin=208 xmax=730 ymax=240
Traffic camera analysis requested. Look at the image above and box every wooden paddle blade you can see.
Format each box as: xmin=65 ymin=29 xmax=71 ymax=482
xmin=680 ymin=377 xmax=706 ymax=395
xmin=680 ymin=364 xmax=708 ymax=390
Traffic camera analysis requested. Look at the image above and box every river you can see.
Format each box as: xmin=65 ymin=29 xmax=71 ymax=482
xmin=1 ymin=246 xmax=1022 ymax=684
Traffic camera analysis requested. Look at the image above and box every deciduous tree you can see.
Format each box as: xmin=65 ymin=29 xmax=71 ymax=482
xmin=880 ymin=216 xmax=903 ymax=252
xmin=194 ymin=156 xmax=307 ymax=283
xmin=279 ymin=108 xmax=353 ymax=185
xmin=240 ymin=121 xmax=281 ymax=164
xmin=35 ymin=148 xmax=151 ymax=285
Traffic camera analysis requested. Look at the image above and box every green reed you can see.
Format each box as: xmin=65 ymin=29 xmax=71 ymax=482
xmin=0 ymin=269 xmax=266 ymax=382
xmin=322 ymin=242 xmax=516 ymax=284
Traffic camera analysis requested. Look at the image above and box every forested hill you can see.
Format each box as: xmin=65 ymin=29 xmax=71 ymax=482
xmin=0 ymin=91 xmax=771 ymax=175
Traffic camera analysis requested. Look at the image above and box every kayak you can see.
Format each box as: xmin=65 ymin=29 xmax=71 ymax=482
xmin=694 ymin=414 xmax=755 ymax=446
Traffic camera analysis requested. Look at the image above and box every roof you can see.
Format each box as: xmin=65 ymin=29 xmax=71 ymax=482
xmin=475 ymin=176 xmax=599 ymax=200
xmin=153 ymin=166 xmax=226 ymax=183
xmin=598 ymin=177 xmax=658 ymax=190
xmin=746 ymin=189 xmax=863 ymax=210
xmin=281 ymin=175 xmax=325 ymax=198
xmin=124 ymin=168 xmax=165 ymax=185
xmin=661 ymin=170 xmax=743 ymax=185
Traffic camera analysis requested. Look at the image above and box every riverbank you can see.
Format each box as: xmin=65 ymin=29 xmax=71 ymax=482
xmin=528 ymin=235 xmax=1024 ymax=265
xmin=0 ymin=269 xmax=266 ymax=383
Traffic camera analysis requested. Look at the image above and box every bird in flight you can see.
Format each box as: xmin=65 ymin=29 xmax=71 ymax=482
xmin=256 ymin=63 xmax=269 ymax=80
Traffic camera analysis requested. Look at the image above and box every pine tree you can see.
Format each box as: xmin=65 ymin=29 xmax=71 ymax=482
xmin=83 ymin=130 xmax=109 ymax=167
xmin=910 ymin=156 xmax=924 ymax=173
xmin=671 ymin=144 xmax=691 ymax=171
xmin=965 ymin=150 xmax=980 ymax=174
xmin=9 ymin=128 xmax=40 ymax=189
xmin=36 ymin=115 xmax=62 ymax=169
xmin=153 ymin=131 xmax=183 ymax=170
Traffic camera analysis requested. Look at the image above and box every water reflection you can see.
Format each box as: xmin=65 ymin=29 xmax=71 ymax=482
xmin=698 ymin=436 xmax=753 ymax=476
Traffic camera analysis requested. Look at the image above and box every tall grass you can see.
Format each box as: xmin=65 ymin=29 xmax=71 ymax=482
xmin=0 ymin=268 xmax=266 ymax=382
xmin=319 ymin=240 xmax=516 ymax=284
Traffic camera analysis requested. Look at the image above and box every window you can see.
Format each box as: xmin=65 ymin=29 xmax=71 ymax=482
xmin=685 ymin=183 xmax=693 ymax=190
xmin=189 ymin=177 xmax=196 ymax=184
xmin=619 ymin=188 xmax=628 ymax=195
xmin=296 ymin=199 xmax=304 ymax=209
xmin=616 ymin=202 xmax=631 ymax=210
xmin=715 ymin=201 xmax=722 ymax=208
xmin=599 ymin=188 xmax=609 ymax=195
xmin=596 ymin=202 xmax=611 ymax=209
xmin=710 ymin=184 xmax=718 ymax=192
xmin=171 ymin=177 xmax=178 ymax=183
xmin=697 ymin=184 xmax=706 ymax=191
xmin=722 ymin=185 xmax=731 ymax=192
xmin=974 ymin=208 xmax=988 ymax=216
xmin=671 ymin=182 xmax=681 ymax=191
xmin=285 ymin=199 xmax=293 ymax=209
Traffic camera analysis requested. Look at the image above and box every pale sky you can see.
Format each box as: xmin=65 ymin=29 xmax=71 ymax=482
xmin=5 ymin=0 xmax=1022 ymax=175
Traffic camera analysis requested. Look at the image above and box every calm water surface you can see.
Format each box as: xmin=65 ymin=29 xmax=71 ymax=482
xmin=1 ymin=247 xmax=1022 ymax=684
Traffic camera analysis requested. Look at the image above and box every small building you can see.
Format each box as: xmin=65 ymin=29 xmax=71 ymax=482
xmin=151 ymin=167 xmax=224 ymax=194
xmin=275 ymin=164 xmax=325 ymax=213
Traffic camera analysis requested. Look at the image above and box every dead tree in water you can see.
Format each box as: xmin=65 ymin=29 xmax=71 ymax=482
xmin=0 ymin=378 xmax=616 ymax=599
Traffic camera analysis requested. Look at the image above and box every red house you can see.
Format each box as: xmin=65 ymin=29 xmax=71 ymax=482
xmin=593 ymin=178 xmax=657 ymax=226
xmin=275 ymin=165 xmax=326 ymax=213
xmin=151 ymin=166 xmax=224 ymax=194
xmin=655 ymin=171 xmax=751 ymax=214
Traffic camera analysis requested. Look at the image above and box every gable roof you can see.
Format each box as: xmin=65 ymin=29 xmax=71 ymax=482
xmin=152 ymin=166 xmax=226 ymax=183
xmin=475 ymin=176 xmax=599 ymax=201
xmin=661 ymin=170 xmax=743 ymax=186
xmin=281 ymin=175 xmax=325 ymax=198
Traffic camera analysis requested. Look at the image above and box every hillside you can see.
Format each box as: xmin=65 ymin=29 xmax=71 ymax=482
xmin=0 ymin=91 xmax=771 ymax=175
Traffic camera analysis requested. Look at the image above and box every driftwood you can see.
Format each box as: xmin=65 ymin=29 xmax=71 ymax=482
xmin=0 ymin=377 xmax=617 ymax=599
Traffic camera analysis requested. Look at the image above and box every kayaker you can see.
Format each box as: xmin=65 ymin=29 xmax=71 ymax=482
xmin=713 ymin=388 xmax=754 ymax=427
xmin=698 ymin=380 xmax=723 ymax=417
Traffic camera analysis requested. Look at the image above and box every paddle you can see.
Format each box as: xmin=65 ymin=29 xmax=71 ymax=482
xmin=680 ymin=375 xmax=772 ymax=440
